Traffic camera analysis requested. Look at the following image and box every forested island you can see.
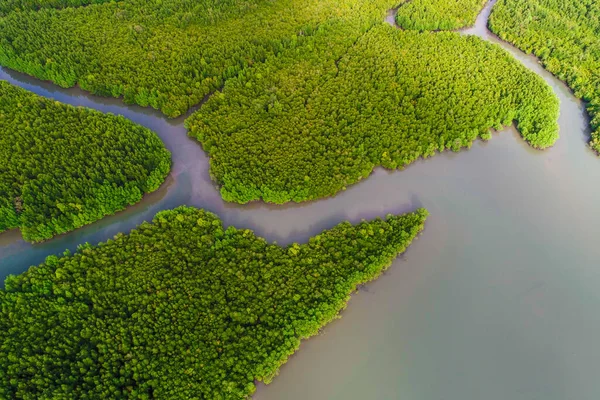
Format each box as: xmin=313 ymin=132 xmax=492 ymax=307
xmin=489 ymin=0 xmax=600 ymax=152
xmin=187 ymin=24 xmax=558 ymax=203
xmin=0 ymin=0 xmax=561 ymax=204
xmin=0 ymin=81 xmax=171 ymax=242
xmin=0 ymin=206 xmax=427 ymax=399
xmin=395 ymin=0 xmax=487 ymax=30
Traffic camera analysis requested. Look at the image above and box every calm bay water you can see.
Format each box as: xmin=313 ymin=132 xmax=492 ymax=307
xmin=2 ymin=1 xmax=600 ymax=398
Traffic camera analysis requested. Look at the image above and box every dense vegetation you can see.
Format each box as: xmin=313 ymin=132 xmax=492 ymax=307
xmin=0 ymin=81 xmax=171 ymax=242
xmin=0 ymin=0 xmax=562 ymax=205
xmin=0 ymin=0 xmax=399 ymax=117
xmin=0 ymin=0 xmax=114 ymax=17
xmin=186 ymin=24 xmax=559 ymax=204
xmin=395 ymin=0 xmax=487 ymax=30
xmin=0 ymin=206 xmax=428 ymax=399
xmin=489 ymin=0 xmax=600 ymax=152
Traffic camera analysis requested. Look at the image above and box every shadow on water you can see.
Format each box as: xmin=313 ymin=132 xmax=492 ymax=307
xmin=2 ymin=2 xmax=600 ymax=398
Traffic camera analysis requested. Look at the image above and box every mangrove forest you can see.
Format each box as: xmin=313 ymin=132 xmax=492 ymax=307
xmin=0 ymin=206 xmax=427 ymax=399
xmin=0 ymin=0 xmax=563 ymax=204
xmin=0 ymin=80 xmax=171 ymax=242
xmin=187 ymin=24 xmax=558 ymax=203
xmin=395 ymin=0 xmax=487 ymax=31
xmin=490 ymin=0 xmax=600 ymax=152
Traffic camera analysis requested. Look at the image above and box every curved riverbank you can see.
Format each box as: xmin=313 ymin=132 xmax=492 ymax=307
xmin=2 ymin=1 xmax=600 ymax=398
xmin=254 ymin=2 xmax=600 ymax=400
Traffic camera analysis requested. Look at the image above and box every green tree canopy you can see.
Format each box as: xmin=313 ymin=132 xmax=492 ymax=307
xmin=186 ymin=24 xmax=559 ymax=204
xmin=0 ymin=206 xmax=428 ymax=399
xmin=490 ymin=0 xmax=600 ymax=152
xmin=0 ymin=0 xmax=399 ymax=117
xmin=395 ymin=0 xmax=487 ymax=31
xmin=0 ymin=80 xmax=171 ymax=242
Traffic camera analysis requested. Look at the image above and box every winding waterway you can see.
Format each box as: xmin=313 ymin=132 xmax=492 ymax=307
xmin=2 ymin=1 xmax=600 ymax=398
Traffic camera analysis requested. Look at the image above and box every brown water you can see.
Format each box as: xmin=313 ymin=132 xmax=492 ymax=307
xmin=2 ymin=1 xmax=600 ymax=398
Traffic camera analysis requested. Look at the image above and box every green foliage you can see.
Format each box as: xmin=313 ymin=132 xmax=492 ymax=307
xmin=480 ymin=131 xmax=493 ymax=141
xmin=0 ymin=80 xmax=171 ymax=242
xmin=186 ymin=24 xmax=559 ymax=204
xmin=0 ymin=0 xmax=561 ymax=205
xmin=395 ymin=0 xmax=487 ymax=30
xmin=0 ymin=206 xmax=428 ymax=399
xmin=489 ymin=0 xmax=600 ymax=152
xmin=0 ymin=0 xmax=115 ymax=17
xmin=0 ymin=0 xmax=398 ymax=117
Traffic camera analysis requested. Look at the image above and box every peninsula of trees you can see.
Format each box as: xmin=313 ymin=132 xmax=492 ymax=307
xmin=489 ymin=0 xmax=600 ymax=152
xmin=187 ymin=24 xmax=559 ymax=203
xmin=0 ymin=0 xmax=562 ymax=205
xmin=0 ymin=81 xmax=171 ymax=242
xmin=395 ymin=0 xmax=487 ymax=30
xmin=0 ymin=206 xmax=428 ymax=399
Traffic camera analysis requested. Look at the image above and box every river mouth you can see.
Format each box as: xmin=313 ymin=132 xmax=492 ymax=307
xmin=2 ymin=1 xmax=600 ymax=399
